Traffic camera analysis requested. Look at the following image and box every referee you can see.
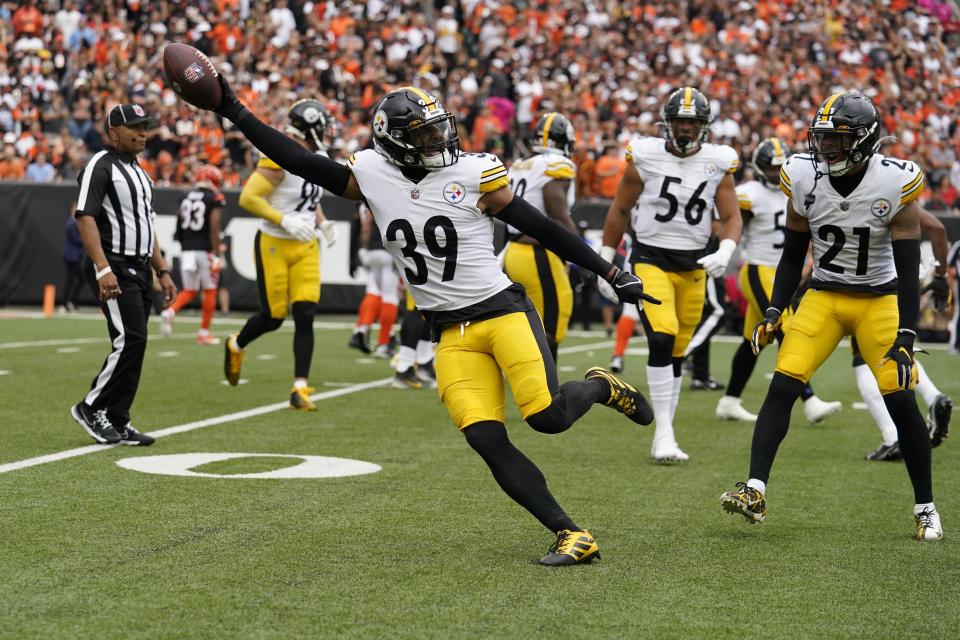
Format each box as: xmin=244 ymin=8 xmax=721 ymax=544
xmin=69 ymin=104 xmax=177 ymax=446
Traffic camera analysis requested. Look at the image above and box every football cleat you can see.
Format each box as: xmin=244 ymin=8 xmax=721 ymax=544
xmin=290 ymin=386 xmax=317 ymax=411
xmin=651 ymin=437 xmax=689 ymax=463
xmin=70 ymin=403 xmax=121 ymax=444
xmin=716 ymin=396 xmax=758 ymax=422
xmin=391 ymin=368 xmax=423 ymax=390
xmin=415 ymin=360 xmax=438 ymax=389
xmin=803 ymin=396 xmax=842 ymax=424
xmin=223 ymin=334 xmax=245 ymax=386
xmin=372 ymin=343 xmax=394 ymax=359
xmin=539 ymin=529 xmax=600 ymax=566
xmin=196 ymin=330 xmax=220 ymax=346
xmin=160 ymin=309 xmax=174 ymax=338
xmin=585 ymin=366 xmax=654 ymax=425
xmin=720 ymin=482 xmax=767 ymax=523
xmin=915 ymin=508 xmax=943 ymax=541
xmin=690 ymin=376 xmax=725 ymax=391
xmin=348 ymin=330 xmax=371 ymax=354
xmin=928 ymin=394 xmax=952 ymax=447
xmin=865 ymin=442 xmax=902 ymax=461
xmin=609 ymin=355 xmax=624 ymax=373
xmin=115 ymin=421 xmax=155 ymax=446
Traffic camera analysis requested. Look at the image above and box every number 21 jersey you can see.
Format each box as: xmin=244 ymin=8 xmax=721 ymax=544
xmin=348 ymin=150 xmax=514 ymax=312
xmin=625 ymin=136 xmax=738 ymax=268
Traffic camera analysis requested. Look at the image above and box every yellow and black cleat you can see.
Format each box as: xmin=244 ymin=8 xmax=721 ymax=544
xmin=585 ymin=367 xmax=654 ymax=425
xmin=223 ymin=334 xmax=245 ymax=386
xmin=290 ymin=386 xmax=317 ymax=411
xmin=539 ymin=529 xmax=600 ymax=566
xmin=720 ymin=482 xmax=767 ymax=523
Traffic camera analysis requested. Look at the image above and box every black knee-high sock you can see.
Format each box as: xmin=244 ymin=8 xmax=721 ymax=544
xmin=237 ymin=313 xmax=284 ymax=349
xmin=727 ymin=339 xmax=756 ymax=398
xmin=883 ymin=390 xmax=933 ymax=503
xmin=292 ymin=302 xmax=316 ymax=379
xmin=463 ymin=421 xmax=579 ymax=532
xmin=749 ymin=372 xmax=805 ymax=483
xmin=526 ymin=379 xmax=605 ymax=434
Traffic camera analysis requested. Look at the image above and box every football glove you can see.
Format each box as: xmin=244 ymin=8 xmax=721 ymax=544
xmin=214 ymin=74 xmax=246 ymax=120
xmin=922 ymin=275 xmax=950 ymax=312
xmin=208 ymin=252 xmax=222 ymax=275
xmin=280 ymin=215 xmax=316 ymax=242
xmin=608 ymin=270 xmax=661 ymax=307
xmin=878 ymin=330 xmax=923 ymax=391
xmin=696 ymin=239 xmax=737 ymax=278
xmin=317 ymin=220 xmax=338 ymax=248
xmin=751 ymin=307 xmax=782 ymax=355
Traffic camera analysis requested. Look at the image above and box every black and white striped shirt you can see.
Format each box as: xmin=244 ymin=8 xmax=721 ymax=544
xmin=75 ymin=147 xmax=156 ymax=258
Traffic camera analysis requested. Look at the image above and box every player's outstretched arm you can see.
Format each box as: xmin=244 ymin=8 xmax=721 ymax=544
xmin=214 ymin=76 xmax=362 ymax=201
xmin=482 ymin=185 xmax=659 ymax=305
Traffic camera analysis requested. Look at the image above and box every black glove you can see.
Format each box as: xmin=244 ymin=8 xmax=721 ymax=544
xmin=215 ymin=74 xmax=248 ymax=121
xmin=922 ymin=275 xmax=950 ymax=312
xmin=751 ymin=306 xmax=783 ymax=355
xmin=879 ymin=330 xmax=920 ymax=391
xmin=609 ymin=270 xmax=661 ymax=306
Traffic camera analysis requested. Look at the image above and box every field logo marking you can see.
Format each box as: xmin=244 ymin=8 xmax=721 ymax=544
xmin=116 ymin=453 xmax=381 ymax=479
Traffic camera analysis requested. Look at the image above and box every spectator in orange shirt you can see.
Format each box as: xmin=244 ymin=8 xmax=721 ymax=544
xmin=0 ymin=140 xmax=26 ymax=180
xmin=593 ymin=143 xmax=626 ymax=199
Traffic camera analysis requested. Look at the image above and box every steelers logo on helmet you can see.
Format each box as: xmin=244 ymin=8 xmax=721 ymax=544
xmin=442 ymin=181 xmax=466 ymax=204
xmin=287 ymin=99 xmax=331 ymax=151
xmin=660 ymin=87 xmax=711 ymax=157
xmin=808 ymin=91 xmax=881 ymax=176
xmin=371 ymin=86 xmax=460 ymax=170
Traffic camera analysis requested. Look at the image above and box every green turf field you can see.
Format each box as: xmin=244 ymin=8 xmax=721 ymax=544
xmin=1 ymin=310 xmax=957 ymax=639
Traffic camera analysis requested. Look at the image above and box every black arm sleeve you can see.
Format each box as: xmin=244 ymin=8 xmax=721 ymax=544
xmin=495 ymin=195 xmax=618 ymax=281
xmin=892 ymin=238 xmax=920 ymax=332
xmin=232 ymin=111 xmax=352 ymax=196
xmin=769 ymin=227 xmax=811 ymax=311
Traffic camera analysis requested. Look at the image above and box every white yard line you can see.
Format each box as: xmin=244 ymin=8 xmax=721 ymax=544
xmin=0 ymin=378 xmax=391 ymax=475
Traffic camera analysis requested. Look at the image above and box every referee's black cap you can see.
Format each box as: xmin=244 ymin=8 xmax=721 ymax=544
xmin=107 ymin=104 xmax=158 ymax=129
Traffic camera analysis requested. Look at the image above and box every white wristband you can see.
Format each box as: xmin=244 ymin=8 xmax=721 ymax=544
xmin=600 ymin=246 xmax=617 ymax=262
xmin=95 ymin=265 xmax=113 ymax=280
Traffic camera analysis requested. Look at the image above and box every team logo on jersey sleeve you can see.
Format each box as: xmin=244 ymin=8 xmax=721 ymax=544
xmin=870 ymin=198 xmax=892 ymax=218
xmin=443 ymin=181 xmax=466 ymax=204
xmin=705 ymin=162 xmax=718 ymax=177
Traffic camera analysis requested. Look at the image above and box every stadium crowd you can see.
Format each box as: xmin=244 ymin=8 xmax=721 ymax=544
xmin=2 ymin=0 xmax=960 ymax=212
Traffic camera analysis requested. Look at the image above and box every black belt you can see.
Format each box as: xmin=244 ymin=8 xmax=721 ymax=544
xmin=104 ymin=253 xmax=150 ymax=266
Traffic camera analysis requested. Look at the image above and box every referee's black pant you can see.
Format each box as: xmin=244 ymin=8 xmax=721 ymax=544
xmin=82 ymin=256 xmax=153 ymax=424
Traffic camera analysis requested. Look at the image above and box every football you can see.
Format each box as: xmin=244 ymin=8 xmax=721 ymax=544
xmin=162 ymin=43 xmax=221 ymax=111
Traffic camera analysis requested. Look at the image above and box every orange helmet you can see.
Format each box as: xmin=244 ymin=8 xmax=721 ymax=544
xmin=194 ymin=164 xmax=223 ymax=192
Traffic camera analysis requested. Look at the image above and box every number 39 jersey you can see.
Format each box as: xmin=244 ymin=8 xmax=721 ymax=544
xmin=737 ymin=180 xmax=786 ymax=267
xmin=257 ymin=152 xmax=325 ymax=241
xmin=347 ymin=150 xmax=514 ymax=312
xmin=505 ymin=151 xmax=576 ymax=235
xmin=626 ymin=136 xmax=739 ymax=252
xmin=780 ymin=153 xmax=925 ymax=293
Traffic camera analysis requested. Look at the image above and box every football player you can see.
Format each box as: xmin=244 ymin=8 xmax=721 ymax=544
xmin=503 ymin=112 xmax=579 ymax=362
xmin=209 ymin=80 xmax=658 ymax=565
xmin=721 ymin=92 xmax=942 ymax=540
xmin=223 ymin=99 xmax=339 ymax=410
xmin=858 ymin=207 xmax=952 ymax=460
xmin=716 ymin=138 xmax=841 ymax=422
xmin=600 ymin=87 xmax=743 ymax=462
xmin=162 ymin=164 xmax=225 ymax=345
xmin=348 ymin=202 xmax=400 ymax=357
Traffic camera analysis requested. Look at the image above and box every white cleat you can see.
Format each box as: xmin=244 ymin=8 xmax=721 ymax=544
xmin=716 ymin=396 xmax=758 ymax=422
xmin=160 ymin=309 xmax=174 ymax=338
xmin=651 ymin=437 xmax=689 ymax=463
xmin=915 ymin=508 xmax=943 ymax=541
xmin=610 ymin=355 xmax=624 ymax=373
xmin=804 ymin=396 xmax=842 ymax=424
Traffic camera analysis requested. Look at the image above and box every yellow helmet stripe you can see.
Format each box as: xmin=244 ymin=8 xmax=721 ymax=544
xmin=683 ymin=87 xmax=692 ymax=109
xmin=819 ymin=92 xmax=844 ymax=122
xmin=541 ymin=112 xmax=558 ymax=149
xmin=402 ymin=85 xmax=434 ymax=106
xmin=770 ymin=137 xmax=783 ymax=160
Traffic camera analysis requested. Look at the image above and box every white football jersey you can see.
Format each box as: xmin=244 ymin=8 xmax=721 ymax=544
xmin=256 ymin=152 xmax=326 ymax=240
xmin=625 ymin=136 xmax=739 ymax=251
xmin=506 ymin=151 xmax=576 ymax=234
xmin=348 ymin=150 xmax=514 ymax=311
xmin=780 ymin=153 xmax=925 ymax=292
xmin=737 ymin=180 xmax=787 ymax=267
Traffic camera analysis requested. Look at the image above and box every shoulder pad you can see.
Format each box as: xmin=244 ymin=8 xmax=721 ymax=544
xmin=467 ymin=152 xmax=508 ymax=193
xmin=257 ymin=156 xmax=282 ymax=171
xmin=543 ymin=155 xmax=576 ymax=180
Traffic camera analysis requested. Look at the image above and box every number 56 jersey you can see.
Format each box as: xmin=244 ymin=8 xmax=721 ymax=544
xmin=348 ymin=150 xmax=514 ymax=311
xmin=626 ymin=136 xmax=739 ymax=257
xmin=780 ymin=153 xmax=925 ymax=293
